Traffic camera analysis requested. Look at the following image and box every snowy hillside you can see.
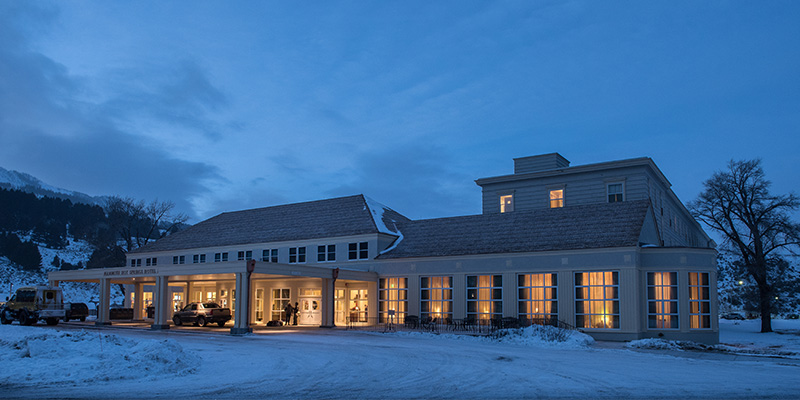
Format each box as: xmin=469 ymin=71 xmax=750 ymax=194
xmin=0 ymin=235 xmax=123 ymax=306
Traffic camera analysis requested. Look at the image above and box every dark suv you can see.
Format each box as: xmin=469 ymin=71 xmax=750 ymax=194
xmin=64 ymin=302 xmax=89 ymax=322
xmin=173 ymin=302 xmax=231 ymax=327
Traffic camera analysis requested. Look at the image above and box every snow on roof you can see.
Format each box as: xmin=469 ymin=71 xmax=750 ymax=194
xmin=363 ymin=195 xmax=405 ymax=254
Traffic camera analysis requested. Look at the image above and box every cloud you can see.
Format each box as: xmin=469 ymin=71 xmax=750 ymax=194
xmin=0 ymin=2 xmax=221 ymax=220
xmin=101 ymin=60 xmax=231 ymax=141
xmin=325 ymin=144 xmax=479 ymax=220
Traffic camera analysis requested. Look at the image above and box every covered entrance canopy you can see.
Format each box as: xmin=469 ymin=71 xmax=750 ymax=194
xmin=48 ymin=261 xmax=378 ymax=334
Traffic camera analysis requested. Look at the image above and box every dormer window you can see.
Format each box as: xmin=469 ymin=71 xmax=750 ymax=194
xmin=608 ymin=183 xmax=624 ymax=203
xmin=549 ymin=189 xmax=564 ymax=208
xmin=500 ymin=194 xmax=514 ymax=213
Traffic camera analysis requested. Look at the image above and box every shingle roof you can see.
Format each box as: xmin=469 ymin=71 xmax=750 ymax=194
xmin=378 ymin=200 xmax=651 ymax=259
xmin=130 ymin=195 xmax=408 ymax=253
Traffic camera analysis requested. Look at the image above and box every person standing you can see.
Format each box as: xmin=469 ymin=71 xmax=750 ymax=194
xmin=292 ymin=302 xmax=299 ymax=325
xmin=283 ymin=301 xmax=293 ymax=325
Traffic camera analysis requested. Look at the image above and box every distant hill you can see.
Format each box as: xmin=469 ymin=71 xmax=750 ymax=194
xmin=0 ymin=166 xmax=107 ymax=206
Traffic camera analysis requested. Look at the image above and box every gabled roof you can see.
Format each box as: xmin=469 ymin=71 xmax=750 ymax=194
xmin=378 ymin=200 xmax=652 ymax=259
xmin=130 ymin=195 xmax=408 ymax=254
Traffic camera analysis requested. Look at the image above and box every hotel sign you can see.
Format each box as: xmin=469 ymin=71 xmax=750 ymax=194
xmin=103 ymin=268 xmax=158 ymax=277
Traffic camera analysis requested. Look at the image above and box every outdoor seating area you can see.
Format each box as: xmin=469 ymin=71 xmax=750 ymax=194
xmin=346 ymin=315 xmax=574 ymax=335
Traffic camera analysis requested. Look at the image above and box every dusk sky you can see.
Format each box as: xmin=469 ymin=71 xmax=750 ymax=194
xmin=1 ymin=1 xmax=798 ymax=222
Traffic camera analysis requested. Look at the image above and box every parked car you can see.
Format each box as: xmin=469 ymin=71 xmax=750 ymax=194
xmin=109 ymin=306 xmax=134 ymax=320
xmin=173 ymin=302 xmax=231 ymax=327
xmin=63 ymin=302 xmax=89 ymax=322
xmin=0 ymin=286 xmax=65 ymax=325
xmin=720 ymin=312 xmax=745 ymax=320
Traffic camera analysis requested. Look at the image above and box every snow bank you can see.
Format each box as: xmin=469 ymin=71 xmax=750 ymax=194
xmin=0 ymin=328 xmax=199 ymax=385
xmin=492 ymin=325 xmax=595 ymax=348
xmin=388 ymin=325 xmax=594 ymax=349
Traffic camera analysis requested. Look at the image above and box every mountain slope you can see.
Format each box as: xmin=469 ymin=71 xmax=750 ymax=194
xmin=0 ymin=166 xmax=106 ymax=206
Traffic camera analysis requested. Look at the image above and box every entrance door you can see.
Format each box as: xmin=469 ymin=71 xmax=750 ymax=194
xmin=299 ymin=298 xmax=321 ymax=325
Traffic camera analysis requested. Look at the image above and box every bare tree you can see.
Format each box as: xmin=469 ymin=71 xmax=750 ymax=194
xmin=105 ymin=196 xmax=188 ymax=252
xmin=689 ymin=159 xmax=800 ymax=332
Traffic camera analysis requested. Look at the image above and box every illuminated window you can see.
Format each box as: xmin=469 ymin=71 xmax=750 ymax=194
xmin=379 ymin=277 xmax=407 ymax=323
xmin=349 ymin=289 xmax=369 ymax=322
xmin=608 ymin=183 xmax=624 ymax=203
xmin=518 ymin=274 xmax=558 ymax=322
xmin=549 ymin=189 xmax=564 ymax=208
xmin=262 ymin=249 xmax=278 ymax=263
xmin=318 ymin=244 xmax=336 ymax=262
xmin=348 ymin=242 xmax=369 ymax=260
xmin=575 ymin=271 xmax=619 ymax=329
xmin=500 ymin=195 xmax=514 ymax=213
xmin=255 ymin=289 xmax=264 ymax=322
xmin=289 ymin=247 xmax=306 ymax=263
xmin=421 ymin=276 xmax=453 ymax=321
xmin=466 ymin=275 xmax=502 ymax=320
xmin=271 ymin=288 xmax=290 ymax=321
xmin=689 ymin=272 xmax=711 ymax=329
xmin=647 ymin=272 xmax=678 ymax=329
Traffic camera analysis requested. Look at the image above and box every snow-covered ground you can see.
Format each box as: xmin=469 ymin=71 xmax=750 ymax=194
xmin=2 ymin=320 xmax=800 ymax=399
xmin=1 ymin=237 xmax=124 ymax=306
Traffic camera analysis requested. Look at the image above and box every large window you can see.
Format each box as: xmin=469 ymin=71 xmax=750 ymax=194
xmin=607 ymin=183 xmax=624 ymax=203
xmin=466 ymin=275 xmax=502 ymax=320
xmin=689 ymin=272 xmax=711 ymax=329
xmin=500 ymin=194 xmax=514 ymax=213
xmin=262 ymin=249 xmax=278 ymax=263
xmin=647 ymin=272 xmax=678 ymax=329
xmin=271 ymin=288 xmax=291 ymax=322
xmin=318 ymin=244 xmax=336 ymax=262
xmin=289 ymin=247 xmax=306 ymax=263
xmin=255 ymin=289 xmax=264 ymax=322
xmin=549 ymin=189 xmax=564 ymax=208
xmin=518 ymin=273 xmax=558 ymax=322
xmin=421 ymin=276 xmax=453 ymax=320
xmin=348 ymin=242 xmax=368 ymax=260
xmin=379 ymin=278 xmax=407 ymax=323
xmin=575 ymin=271 xmax=619 ymax=329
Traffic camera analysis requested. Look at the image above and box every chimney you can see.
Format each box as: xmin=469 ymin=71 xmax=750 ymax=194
xmin=513 ymin=153 xmax=570 ymax=174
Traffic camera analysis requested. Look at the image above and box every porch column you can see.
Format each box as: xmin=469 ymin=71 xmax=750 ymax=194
xmin=367 ymin=280 xmax=378 ymax=324
xmin=231 ymin=272 xmax=252 ymax=335
xmin=96 ymin=278 xmax=111 ymax=326
xmin=151 ymin=276 xmax=171 ymax=330
xmin=133 ymin=283 xmax=143 ymax=320
xmin=320 ymin=278 xmax=335 ymax=328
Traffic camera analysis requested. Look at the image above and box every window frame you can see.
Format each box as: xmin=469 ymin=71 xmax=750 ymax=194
xmin=317 ymin=244 xmax=336 ymax=262
xmin=607 ymin=182 xmax=625 ymax=203
xmin=517 ymin=273 xmax=558 ymax=323
xmin=466 ymin=274 xmax=503 ymax=320
xmin=574 ymin=271 xmax=620 ymax=329
xmin=420 ymin=276 xmax=454 ymax=321
xmin=647 ymin=272 xmax=679 ymax=330
xmin=348 ymin=242 xmax=369 ymax=260
xmin=289 ymin=247 xmax=307 ymax=264
xmin=262 ymin=249 xmax=278 ymax=263
xmin=549 ymin=188 xmax=564 ymax=208
xmin=379 ymin=277 xmax=408 ymax=323
xmin=688 ymin=272 xmax=712 ymax=330
xmin=500 ymin=194 xmax=514 ymax=213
